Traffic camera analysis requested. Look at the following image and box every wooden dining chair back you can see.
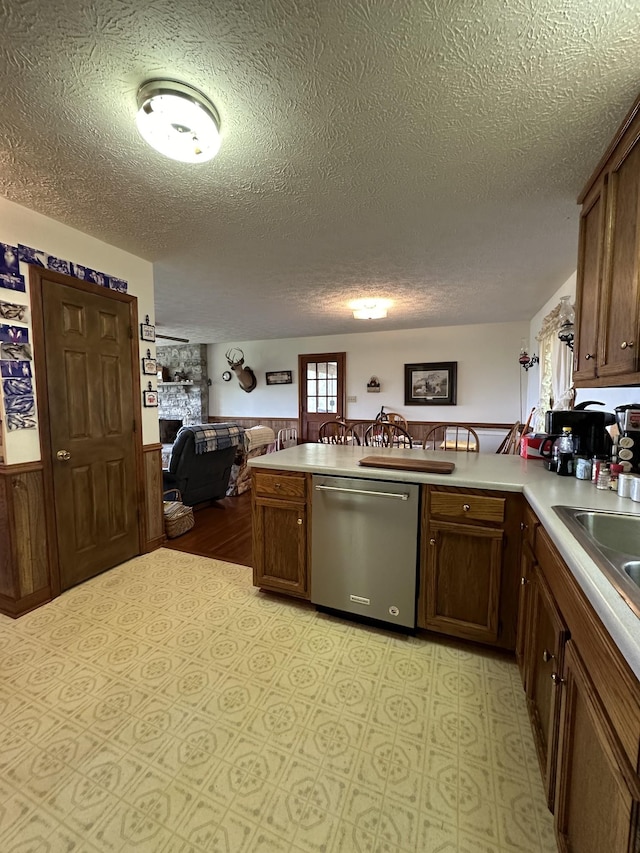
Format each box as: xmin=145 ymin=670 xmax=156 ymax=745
xmin=318 ymin=420 xmax=350 ymax=444
xmin=276 ymin=427 xmax=298 ymax=450
xmin=423 ymin=423 xmax=480 ymax=452
xmin=386 ymin=412 xmax=409 ymax=431
xmin=346 ymin=421 xmax=372 ymax=446
xmin=364 ymin=422 xmax=413 ymax=448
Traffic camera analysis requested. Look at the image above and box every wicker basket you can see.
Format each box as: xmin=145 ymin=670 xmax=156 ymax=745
xmin=163 ymin=490 xmax=195 ymax=539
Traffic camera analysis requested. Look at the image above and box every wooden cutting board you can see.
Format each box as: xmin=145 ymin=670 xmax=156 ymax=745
xmin=358 ymin=456 xmax=455 ymax=474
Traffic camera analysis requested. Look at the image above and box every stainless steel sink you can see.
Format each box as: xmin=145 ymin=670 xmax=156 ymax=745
xmin=553 ymin=506 xmax=640 ymax=618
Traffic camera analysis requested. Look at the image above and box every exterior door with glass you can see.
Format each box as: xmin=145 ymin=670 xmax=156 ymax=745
xmin=298 ymin=352 xmax=346 ymax=442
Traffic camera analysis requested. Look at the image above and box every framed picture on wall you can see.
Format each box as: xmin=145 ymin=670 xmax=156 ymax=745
xmin=404 ymin=361 xmax=457 ymax=406
xmin=266 ymin=370 xmax=293 ymax=385
xmin=141 ymin=357 xmax=157 ymax=375
xmin=143 ymin=389 xmax=158 ymax=407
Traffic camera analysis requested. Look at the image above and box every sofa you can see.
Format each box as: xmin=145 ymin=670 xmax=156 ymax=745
xmin=162 ymin=424 xmax=244 ymax=506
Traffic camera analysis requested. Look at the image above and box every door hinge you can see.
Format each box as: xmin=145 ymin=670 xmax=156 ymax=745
xmin=129 ymin=325 xmax=133 ymax=339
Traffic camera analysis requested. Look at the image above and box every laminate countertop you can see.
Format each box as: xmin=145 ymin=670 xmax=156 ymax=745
xmin=250 ymin=444 xmax=640 ymax=680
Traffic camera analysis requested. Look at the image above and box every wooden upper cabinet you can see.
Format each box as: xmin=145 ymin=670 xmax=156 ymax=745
xmin=597 ymin=130 xmax=640 ymax=379
xmin=574 ymin=92 xmax=640 ymax=387
xmin=573 ymin=179 xmax=606 ymax=382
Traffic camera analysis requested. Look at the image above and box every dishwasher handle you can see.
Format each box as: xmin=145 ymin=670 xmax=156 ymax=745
xmin=315 ymin=484 xmax=410 ymax=501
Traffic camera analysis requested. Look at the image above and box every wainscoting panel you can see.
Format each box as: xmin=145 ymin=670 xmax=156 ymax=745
xmin=143 ymin=443 xmax=165 ymax=551
xmin=0 ymin=463 xmax=53 ymax=617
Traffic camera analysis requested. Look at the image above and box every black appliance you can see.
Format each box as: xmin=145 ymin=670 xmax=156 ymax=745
xmin=544 ymin=408 xmax=612 ymax=459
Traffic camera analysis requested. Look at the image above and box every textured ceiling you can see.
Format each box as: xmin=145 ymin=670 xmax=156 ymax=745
xmin=1 ymin=0 xmax=639 ymax=343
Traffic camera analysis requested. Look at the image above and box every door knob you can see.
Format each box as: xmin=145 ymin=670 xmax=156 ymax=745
xmin=297 ymin=518 xmax=303 ymax=525
xmin=584 ymin=353 xmax=594 ymax=360
xmin=621 ymin=341 xmax=634 ymax=349
xmin=429 ymin=538 xmax=436 ymax=545
xmin=56 ymin=450 xmax=71 ymax=461
xmin=542 ymin=649 xmax=554 ymax=663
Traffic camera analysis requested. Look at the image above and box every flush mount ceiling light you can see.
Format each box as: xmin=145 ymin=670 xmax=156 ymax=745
xmin=350 ymin=298 xmax=392 ymax=320
xmin=135 ymin=79 xmax=221 ymax=163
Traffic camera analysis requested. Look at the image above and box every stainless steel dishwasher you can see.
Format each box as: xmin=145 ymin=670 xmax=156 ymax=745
xmin=311 ymin=474 xmax=420 ymax=629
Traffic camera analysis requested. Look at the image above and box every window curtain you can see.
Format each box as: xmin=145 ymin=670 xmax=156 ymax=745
xmin=532 ymin=302 xmax=575 ymax=432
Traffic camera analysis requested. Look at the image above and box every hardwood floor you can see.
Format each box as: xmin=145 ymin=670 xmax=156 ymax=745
xmin=163 ymin=492 xmax=253 ymax=566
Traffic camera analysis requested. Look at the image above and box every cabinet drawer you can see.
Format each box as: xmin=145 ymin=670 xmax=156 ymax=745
xmin=254 ymin=471 xmax=306 ymax=500
xmin=430 ymin=491 xmax=505 ymax=523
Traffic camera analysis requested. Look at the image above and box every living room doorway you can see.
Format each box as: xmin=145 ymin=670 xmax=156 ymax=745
xmin=297 ymin=352 xmax=346 ymax=442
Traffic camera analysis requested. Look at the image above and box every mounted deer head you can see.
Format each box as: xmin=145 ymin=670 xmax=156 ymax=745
xmin=225 ymin=347 xmax=257 ymax=393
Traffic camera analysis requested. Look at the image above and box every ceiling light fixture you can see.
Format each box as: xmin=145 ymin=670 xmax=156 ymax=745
xmin=135 ymin=79 xmax=221 ymax=163
xmin=350 ymin=298 xmax=392 ymax=320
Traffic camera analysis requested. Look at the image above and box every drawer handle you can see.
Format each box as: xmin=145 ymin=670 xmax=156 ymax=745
xmin=462 ymin=504 xmax=471 ymax=512
xmin=275 ymin=482 xmax=281 ymax=488
xmin=542 ymin=649 xmax=554 ymax=663
xmin=551 ymin=673 xmax=565 ymax=686
xmin=621 ymin=341 xmax=634 ymax=349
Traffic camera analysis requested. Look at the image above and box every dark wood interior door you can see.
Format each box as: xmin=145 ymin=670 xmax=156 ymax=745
xmin=298 ymin=352 xmax=346 ymax=442
xmin=42 ymin=277 xmax=139 ymax=590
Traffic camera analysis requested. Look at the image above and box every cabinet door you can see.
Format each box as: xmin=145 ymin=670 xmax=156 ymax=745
xmin=597 ymin=128 xmax=640 ymax=380
xmin=421 ymin=520 xmax=503 ymax=644
xmin=516 ymin=539 xmax=536 ymax=690
xmin=555 ymin=641 xmax=640 ymax=853
xmin=574 ymin=179 xmax=606 ymax=382
xmin=526 ymin=566 xmax=569 ymax=811
xmin=252 ymin=497 xmax=308 ymax=597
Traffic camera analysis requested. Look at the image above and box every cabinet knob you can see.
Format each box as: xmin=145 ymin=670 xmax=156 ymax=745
xmin=621 ymin=341 xmax=634 ymax=349
xmin=542 ymin=649 xmax=554 ymax=663
xmin=520 ymin=522 xmax=528 ymax=531
xmin=462 ymin=504 xmax=470 ymax=512
xmin=520 ymin=576 xmax=528 ymax=586
xmin=429 ymin=538 xmax=436 ymax=545
xmin=551 ymin=673 xmax=565 ymax=686
xmin=275 ymin=482 xmax=281 ymax=488
xmin=584 ymin=353 xmax=594 ymax=360
xmin=297 ymin=518 xmax=303 ymax=525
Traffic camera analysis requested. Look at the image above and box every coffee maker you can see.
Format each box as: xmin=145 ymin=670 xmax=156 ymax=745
xmin=544 ymin=407 xmax=612 ymax=462
xmin=614 ymin=404 xmax=640 ymax=473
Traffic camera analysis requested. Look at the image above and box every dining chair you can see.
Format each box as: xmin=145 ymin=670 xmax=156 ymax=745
xmin=386 ymin=412 xmax=409 ymax=431
xmin=364 ymin=422 xmax=413 ymax=448
xmin=423 ymin=424 xmax=480 ymax=452
xmin=318 ymin=420 xmax=350 ymax=444
xmin=276 ymin=427 xmax=298 ymax=450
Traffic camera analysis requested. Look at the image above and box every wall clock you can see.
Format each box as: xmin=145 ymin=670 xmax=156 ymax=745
xmin=222 ymin=370 xmax=232 ymax=381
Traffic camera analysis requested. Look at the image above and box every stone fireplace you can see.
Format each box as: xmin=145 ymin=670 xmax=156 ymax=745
xmin=157 ymin=344 xmax=209 ymax=427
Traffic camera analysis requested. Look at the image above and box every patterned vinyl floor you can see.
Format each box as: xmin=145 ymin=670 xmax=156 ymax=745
xmin=0 ymin=549 xmax=557 ymax=852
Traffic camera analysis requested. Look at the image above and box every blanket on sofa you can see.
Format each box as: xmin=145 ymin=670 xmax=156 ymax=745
xmin=180 ymin=423 xmax=245 ymax=454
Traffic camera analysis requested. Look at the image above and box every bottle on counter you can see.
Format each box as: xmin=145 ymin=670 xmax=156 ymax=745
xmin=596 ymin=463 xmax=610 ymax=490
xmin=556 ymin=427 xmax=575 ymax=477
xmin=592 ymin=454 xmax=607 ymax=483
xmin=609 ymin=463 xmax=624 ymax=491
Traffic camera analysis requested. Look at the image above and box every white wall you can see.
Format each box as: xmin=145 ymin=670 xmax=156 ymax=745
xmin=526 ymin=271 xmax=639 ymax=422
xmin=0 ymin=197 xmax=157 ymax=464
xmin=209 ymin=321 xmax=530 ymax=430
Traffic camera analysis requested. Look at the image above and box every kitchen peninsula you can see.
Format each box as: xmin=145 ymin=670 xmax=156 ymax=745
xmin=250 ymin=444 xmax=640 ymax=852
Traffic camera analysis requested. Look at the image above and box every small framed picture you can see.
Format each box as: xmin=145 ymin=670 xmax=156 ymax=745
xmin=140 ymin=322 xmax=156 ymax=342
xmin=143 ymin=390 xmax=158 ymax=407
xmin=404 ymin=361 xmax=457 ymax=406
xmin=142 ymin=357 xmax=157 ymax=375
xmin=266 ymin=370 xmax=293 ymax=385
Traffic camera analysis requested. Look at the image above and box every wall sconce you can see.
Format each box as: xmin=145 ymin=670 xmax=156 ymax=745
xmin=519 ymin=347 xmax=539 ymax=371
xmin=558 ymin=296 xmax=575 ymax=351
